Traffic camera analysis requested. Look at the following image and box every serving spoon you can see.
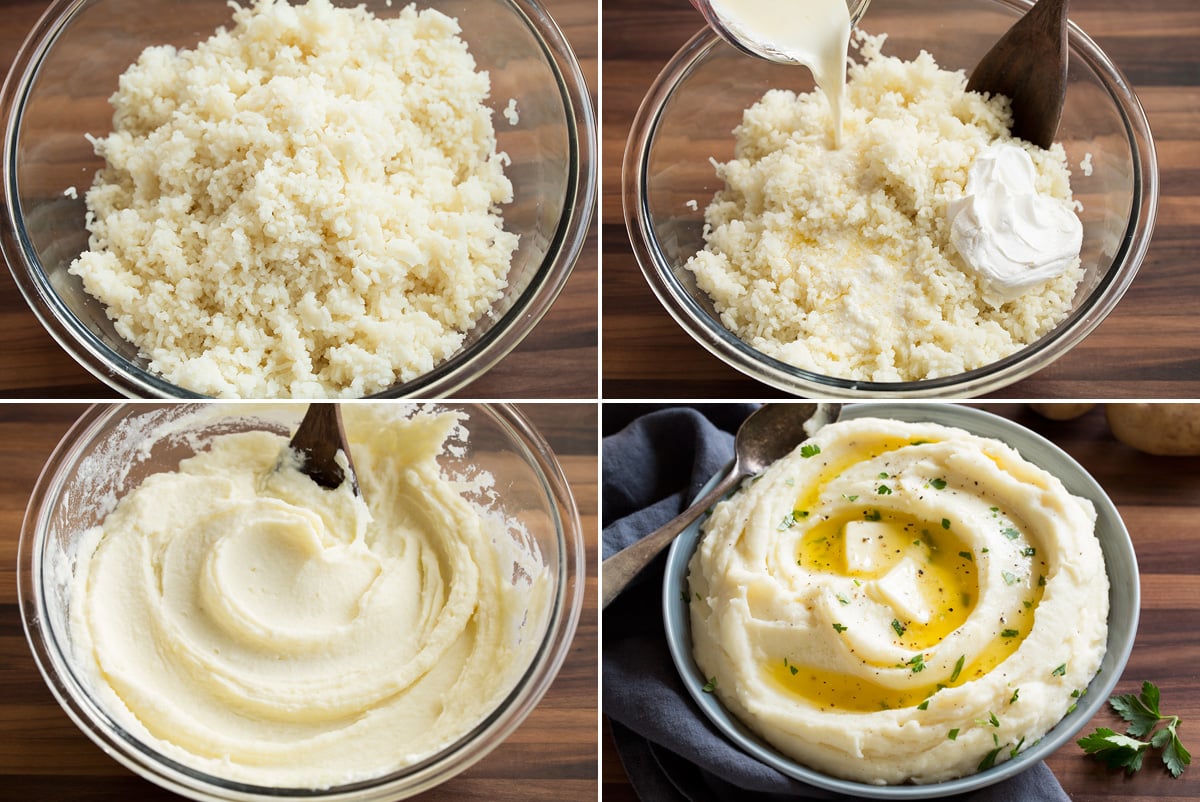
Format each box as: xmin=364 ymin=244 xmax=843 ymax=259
xmin=967 ymin=0 xmax=1071 ymax=149
xmin=602 ymin=402 xmax=842 ymax=609
xmin=288 ymin=403 xmax=359 ymax=495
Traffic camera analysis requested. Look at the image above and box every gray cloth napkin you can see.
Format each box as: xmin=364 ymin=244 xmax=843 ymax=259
xmin=602 ymin=405 xmax=1072 ymax=802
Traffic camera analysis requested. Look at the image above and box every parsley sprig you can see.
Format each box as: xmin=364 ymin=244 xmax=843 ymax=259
xmin=1078 ymin=681 xmax=1191 ymax=778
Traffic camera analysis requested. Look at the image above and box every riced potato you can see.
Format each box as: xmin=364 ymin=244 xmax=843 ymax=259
xmin=71 ymin=0 xmax=517 ymax=397
xmin=686 ymin=33 xmax=1083 ymax=382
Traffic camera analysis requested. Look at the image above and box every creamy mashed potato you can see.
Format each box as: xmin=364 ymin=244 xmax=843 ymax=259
xmin=70 ymin=0 xmax=517 ymax=398
xmin=69 ymin=407 xmax=548 ymax=788
xmin=689 ymin=416 xmax=1108 ymax=784
xmin=685 ymin=34 xmax=1083 ymax=382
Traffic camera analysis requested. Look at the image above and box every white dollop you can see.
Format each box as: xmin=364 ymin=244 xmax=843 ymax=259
xmin=948 ymin=143 xmax=1083 ymax=302
xmin=707 ymin=0 xmax=850 ymax=144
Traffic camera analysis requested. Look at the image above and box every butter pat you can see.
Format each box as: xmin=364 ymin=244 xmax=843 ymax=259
xmin=948 ymin=144 xmax=1083 ymax=303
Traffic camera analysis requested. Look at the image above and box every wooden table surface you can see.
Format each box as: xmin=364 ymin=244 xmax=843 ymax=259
xmin=0 ymin=402 xmax=598 ymax=801
xmin=0 ymin=0 xmax=597 ymax=400
xmin=602 ymin=402 xmax=1200 ymax=801
xmin=601 ymin=0 xmax=1200 ymax=400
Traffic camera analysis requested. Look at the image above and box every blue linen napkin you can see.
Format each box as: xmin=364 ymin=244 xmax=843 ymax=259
xmin=602 ymin=405 xmax=1072 ymax=802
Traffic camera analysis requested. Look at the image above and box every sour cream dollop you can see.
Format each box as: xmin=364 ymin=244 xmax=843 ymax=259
xmin=948 ymin=143 xmax=1084 ymax=302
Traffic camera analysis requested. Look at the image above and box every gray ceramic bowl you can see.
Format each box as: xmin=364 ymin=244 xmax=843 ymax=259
xmin=663 ymin=403 xmax=1138 ymax=798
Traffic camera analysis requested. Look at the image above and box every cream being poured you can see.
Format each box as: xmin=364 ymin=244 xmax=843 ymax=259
xmin=705 ymin=0 xmax=852 ymax=145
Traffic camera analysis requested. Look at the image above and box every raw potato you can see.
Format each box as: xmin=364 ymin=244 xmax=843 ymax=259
xmin=1030 ymin=403 xmax=1096 ymax=421
xmin=1106 ymin=404 xmax=1200 ymax=456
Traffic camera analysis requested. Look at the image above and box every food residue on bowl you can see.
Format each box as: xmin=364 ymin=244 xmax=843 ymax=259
xmin=69 ymin=0 xmax=518 ymax=398
xmin=688 ymin=416 xmax=1108 ymax=784
xmin=68 ymin=406 xmax=549 ymax=788
xmin=685 ymin=32 xmax=1085 ymax=383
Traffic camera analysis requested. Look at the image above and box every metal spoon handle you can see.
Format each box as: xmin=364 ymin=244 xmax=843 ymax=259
xmin=602 ymin=462 xmax=745 ymax=610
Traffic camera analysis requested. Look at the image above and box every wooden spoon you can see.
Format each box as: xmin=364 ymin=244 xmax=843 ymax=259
xmin=967 ymin=0 xmax=1070 ymax=149
xmin=288 ymin=403 xmax=359 ymax=494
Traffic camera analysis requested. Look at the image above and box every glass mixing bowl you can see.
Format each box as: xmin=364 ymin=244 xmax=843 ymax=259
xmin=624 ymin=0 xmax=1156 ymax=398
xmin=1 ymin=0 xmax=595 ymax=398
xmin=18 ymin=402 xmax=584 ymax=801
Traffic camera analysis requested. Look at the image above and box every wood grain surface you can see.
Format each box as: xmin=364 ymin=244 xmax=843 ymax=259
xmin=602 ymin=0 xmax=1200 ymax=399
xmin=602 ymin=402 xmax=1200 ymax=801
xmin=0 ymin=402 xmax=598 ymax=801
xmin=0 ymin=0 xmax=597 ymax=400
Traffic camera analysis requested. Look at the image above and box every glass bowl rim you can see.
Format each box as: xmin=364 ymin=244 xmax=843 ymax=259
xmin=0 ymin=0 xmax=597 ymax=399
xmin=622 ymin=0 xmax=1158 ymax=399
xmin=17 ymin=401 xmax=586 ymax=801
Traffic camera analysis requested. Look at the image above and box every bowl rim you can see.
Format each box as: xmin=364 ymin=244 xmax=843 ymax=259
xmin=622 ymin=0 xmax=1158 ymax=398
xmin=17 ymin=401 xmax=586 ymax=801
xmin=661 ymin=402 xmax=1140 ymax=798
xmin=0 ymin=0 xmax=596 ymax=399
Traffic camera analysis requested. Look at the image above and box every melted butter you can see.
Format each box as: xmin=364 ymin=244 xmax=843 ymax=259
xmin=797 ymin=510 xmax=976 ymax=650
xmin=792 ymin=435 xmax=932 ymax=513
xmin=772 ymin=428 xmax=1050 ymax=711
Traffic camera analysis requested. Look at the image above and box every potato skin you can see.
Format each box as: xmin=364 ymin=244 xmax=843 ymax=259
xmin=1029 ymin=403 xmax=1096 ymax=421
xmin=1106 ymin=403 xmax=1200 ymax=455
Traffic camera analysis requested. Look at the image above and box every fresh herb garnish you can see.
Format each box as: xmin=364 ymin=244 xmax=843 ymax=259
xmin=906 ymin=653 xmax=926 ymax=673
xmin=1022 ymin=546 xmax=1037 ymax=557
xmin=917 ymin=699 xmax=930 ymax=711
xmin=833 ymin=623 xmax=848 ymax=633
xmin=836 ymin=594 xmax=849 ymax=605
xmin=1078 ymin=681 xmax=1191 ymax=778
xmin=941 ymin=518 xmax=951 ymax=530
xmin=979 ymin=745 xmax=1003 ymax=771
xmin=1002 ymin=571 xmax=1019 ymax=585
xmin=891 ymin=619 xmax=906 ymax=636
xmin=864 ymin=509 xmax=882 ymax=521
xmin=959 ymin=550 xmax=973 ymax=561
xmin=1052 ymin=664 xmax=1067 ymax=677
xmin=843 ymin=494 xmax=859 ymax=502
xmin=948 ymin=728 xmax=960 ymax=741
xmin=800 ymin=443 xmax=821 ymax=458
xmin=1010 ymin=688 xmax=1020 ymax=704
xmin=1001 ymin=628 xmax=1019 ymax=639
xmin=778 ymin=512 xmax=797 ymax=530
xmin=929 ymin=478 xmax=948 ymax=490
xmin=877 ymin=484 xmax=893 ymax=495
xmin=950 ymin=655 xmax=965 ymax=683
xmin=702 ymin=677 xmax=718 ymax=693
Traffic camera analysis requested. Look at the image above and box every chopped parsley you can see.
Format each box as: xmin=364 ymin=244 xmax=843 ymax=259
xmin=929 ymin=477 xmax=948 ymax=490
xmin=906 ymin=653 xmax=926 ymax=673
xmin=1010 ymin=688 xmax=1021 ymax=704
xmin=778 ymin=512 xmax=798 ymax=530
xmin=950 ymin=655 xmax=965 ymax=683
xmin=948 ymin=728 xmax=960 ymax=741
xmin=843 ymin=494 xmax=859 ymax=502
xmin=1022 ymin=546 xmax=1037 ymax=557
xmin=836 ymin=594 xmax=850 ymax=605
xmin=833 ymin=623 xmax=848 ymax=633
xmin=1001 ymin=628 xmax=1020 ymax=639
xmin=864 ymin=509 xmax=882 ymax=521
xmin=941 ymin=518 xmax=951 ymax=530
xmin=891 ymin=619 xmax=906 ymax=636
xmin=702 ymin=677 xmax=718 ymax=693
xmin=917 ymin=699 xmax=930 ymax=711
xmin=979 ymin=746 xmax=1003 ymax=771
xmin=1002 ymin=571 xmax=1019 ymax=585
xmin=1001 ymin=527 xmax=1020 ymax=540
xmin=800 ymin=443 xmax=821 ymax=458
xmin=877 ymin=484 xmax=893 ymax=495
xmin=1052 ymin=664 xmax=1067 ymax=677
xmin=958 ymin=550 xmax=973 ymax=561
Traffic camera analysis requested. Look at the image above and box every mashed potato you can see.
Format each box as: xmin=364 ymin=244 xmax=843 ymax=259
xmin=685 ymin=33 xmax=1083 ymax=382
xmin=70 ymin=0 xmax=517 ymax=397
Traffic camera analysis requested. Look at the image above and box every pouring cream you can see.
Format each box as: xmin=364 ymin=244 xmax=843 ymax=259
xmin=702 ymin=0 xmax=854 ymax=144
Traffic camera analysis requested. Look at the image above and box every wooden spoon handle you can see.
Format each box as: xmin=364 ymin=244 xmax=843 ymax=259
xmin=289 ymin=403 xmax=358 ymax=493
